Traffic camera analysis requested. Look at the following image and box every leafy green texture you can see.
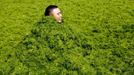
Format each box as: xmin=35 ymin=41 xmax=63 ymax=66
xmin=0 ymin=0 xmax=134 ymax=75
xmin=15 ymin=17 xmax=95 ymax=74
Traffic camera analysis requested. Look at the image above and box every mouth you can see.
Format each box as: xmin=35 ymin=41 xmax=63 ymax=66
xmin=58 ymin=18 xmax=64 ymax=23
xmin=61 ymin=17 xmax=64 ymax=22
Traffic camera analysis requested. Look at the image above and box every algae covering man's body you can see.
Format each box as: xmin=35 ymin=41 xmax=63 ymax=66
xmin=15 ymin=5 xmax=92 ymax=74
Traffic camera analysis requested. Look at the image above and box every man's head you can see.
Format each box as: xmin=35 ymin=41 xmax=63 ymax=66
xmin=45 ymin=5 xmax=63 ymax=23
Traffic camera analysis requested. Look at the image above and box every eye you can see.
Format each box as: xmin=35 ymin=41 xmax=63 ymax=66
xmin=57 ymin=13 xmax=60 ymax=15
xmin=57 ymin=12 xmax=61 ymax=15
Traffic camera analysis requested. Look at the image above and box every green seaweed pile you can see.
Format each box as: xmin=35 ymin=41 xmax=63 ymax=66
xmin=15 ymin=17 xmax=134 ymax=75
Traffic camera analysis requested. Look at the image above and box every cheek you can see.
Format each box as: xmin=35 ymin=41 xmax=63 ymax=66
xmin=55 ymin=15 xmax=61 ymax=19
xmin=53 ymin=14 xmax=61 ymax=20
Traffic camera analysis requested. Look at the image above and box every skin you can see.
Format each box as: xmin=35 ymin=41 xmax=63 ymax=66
xmin=50 ymin=8 xmax=63 ymax=23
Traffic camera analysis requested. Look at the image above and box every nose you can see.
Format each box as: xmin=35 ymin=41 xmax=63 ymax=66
xmin=60 ymin=14 xmax=62 ymax=17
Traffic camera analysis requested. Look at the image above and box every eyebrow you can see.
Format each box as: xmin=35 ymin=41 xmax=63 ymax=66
xmin=57 ymin=12 xmax=61 ymax=14
xmin=59 ymin=12 xmax=62 ymax=14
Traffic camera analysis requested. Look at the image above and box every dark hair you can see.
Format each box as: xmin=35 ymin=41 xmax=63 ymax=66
xmin=44 ymin=5 xmax=58 ymax=16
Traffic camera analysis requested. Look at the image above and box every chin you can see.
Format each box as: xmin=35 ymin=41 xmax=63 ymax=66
xmin=57 ymin=20 xmax=63 ymax=23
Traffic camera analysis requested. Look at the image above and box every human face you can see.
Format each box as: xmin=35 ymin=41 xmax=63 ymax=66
xmin=51 ymin=8 xmax=63 ymax=23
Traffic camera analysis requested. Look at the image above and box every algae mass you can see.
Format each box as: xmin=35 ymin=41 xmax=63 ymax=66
xmin=0 ymin=0 xmax=134 ymax=75
xmin=16 ymin=17 xmax=94 ymax=74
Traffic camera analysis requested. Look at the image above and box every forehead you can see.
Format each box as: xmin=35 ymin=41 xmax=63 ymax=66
xmin=52 ymin=8 xmax=61 ymax=13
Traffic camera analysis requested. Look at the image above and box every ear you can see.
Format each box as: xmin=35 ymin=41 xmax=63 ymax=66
xmin=49 ymin=10 xmax=54 ymax=16
xmin=49 ymin=12 xmax=52 ymax=16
